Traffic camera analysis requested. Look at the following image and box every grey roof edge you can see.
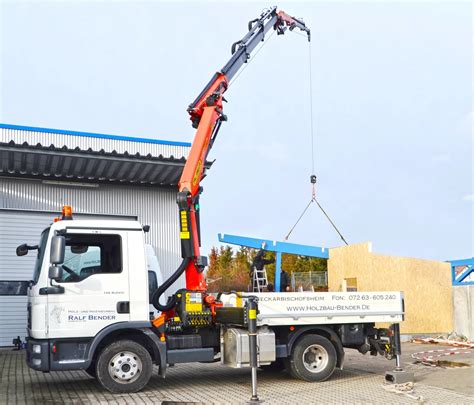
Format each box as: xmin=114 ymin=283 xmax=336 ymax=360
xmin=1 ymin=140 xmax=216 ymax=167
xmin=0 ymin=123 xmax=192 ymax=148
xmin=0 ymin=141 xmax=212 ymax=187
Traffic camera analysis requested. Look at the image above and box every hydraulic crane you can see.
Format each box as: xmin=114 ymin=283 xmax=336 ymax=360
xmin=153 ymin=6 xmax=310 ymax=311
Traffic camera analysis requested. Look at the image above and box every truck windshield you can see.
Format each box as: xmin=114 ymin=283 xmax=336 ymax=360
xmin=32 ymin=229 xmax=50 ymax=284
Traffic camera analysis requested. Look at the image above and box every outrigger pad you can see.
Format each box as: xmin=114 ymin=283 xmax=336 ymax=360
xmin=385 ymin=370 xmax=415 ymax=384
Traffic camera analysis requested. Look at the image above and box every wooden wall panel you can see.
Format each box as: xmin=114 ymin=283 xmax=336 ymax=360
xmin=328 ymin=243 xmax=453 ymax=334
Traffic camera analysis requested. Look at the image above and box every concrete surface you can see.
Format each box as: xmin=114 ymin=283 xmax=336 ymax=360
xmin=345 ymin=342 xmax=474 ymax=396
xmin=453 ymin=285 xmax=474 ymax=340
xmin=0 ymin=343 xmax=472 ymax=404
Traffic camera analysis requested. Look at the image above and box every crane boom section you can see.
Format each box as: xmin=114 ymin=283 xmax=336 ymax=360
xmin=187 ymin=7 xmax=310 ymax=130
xmin=176 ymin=7 xmax=310 ymax=292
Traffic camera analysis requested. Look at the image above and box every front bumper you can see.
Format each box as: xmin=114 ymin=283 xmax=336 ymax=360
xmin=26 ymin=338 xmax=50 ymax=371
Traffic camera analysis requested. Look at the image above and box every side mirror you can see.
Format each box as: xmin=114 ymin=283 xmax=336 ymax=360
xmin=50 ymin=236 xmax=65 ymax=265
xmin=48 ymin=266 xmax=63 ymax=282
xmin=16 ymin=244 xmax=29 ymax=256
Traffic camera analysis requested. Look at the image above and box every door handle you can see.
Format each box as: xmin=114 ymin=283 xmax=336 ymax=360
xmin=116 ymin=301 xmax=130 ymax=314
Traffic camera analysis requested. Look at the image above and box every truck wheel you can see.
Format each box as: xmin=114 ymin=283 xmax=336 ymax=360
xmin=95 ymin=340 xmax=153 ymax=393
xmin=288 ymin=334 xmax=337 ymax=382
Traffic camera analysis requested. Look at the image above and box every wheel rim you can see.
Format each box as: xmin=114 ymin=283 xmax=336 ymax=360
xmin=302 ymin=344 xmax=329 ymax=373
xmin=108 ymin=351 xmax=142 ymax=384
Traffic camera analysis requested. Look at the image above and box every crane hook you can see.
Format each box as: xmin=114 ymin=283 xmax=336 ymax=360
xmin=310 ymin=174 xmax=317 ymax=201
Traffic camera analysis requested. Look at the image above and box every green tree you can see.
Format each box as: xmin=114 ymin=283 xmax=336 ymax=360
xmin=217 ymin=246 xmax=234 ymax=291
xmin=294 ymin=256 xmax=327 ymax=272
xmin=205 ymin=245 xmax=328 ymax=292
xmin=206 ymin=247 xmax=220 ymax=286
xmin=232 ymin=246 xmax=251 ymax=290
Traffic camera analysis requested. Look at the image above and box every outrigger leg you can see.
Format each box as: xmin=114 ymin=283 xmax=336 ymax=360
xmin=385 ymin=323 xmax=415 ymax=384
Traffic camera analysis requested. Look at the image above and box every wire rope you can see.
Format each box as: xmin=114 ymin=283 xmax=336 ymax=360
xmin=283 ymin=32 xmax=349 ymax=246
xmin=284 ymin=199 xmax=313 ymax=241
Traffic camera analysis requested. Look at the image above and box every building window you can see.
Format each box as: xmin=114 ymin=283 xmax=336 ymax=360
xmin=60 ymin=234 xmax=122 ymax=283
xmin=345 ymin=277 xmax=358 ymax=292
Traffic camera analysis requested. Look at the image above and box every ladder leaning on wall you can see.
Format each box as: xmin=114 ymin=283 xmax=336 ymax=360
xmin=252 ymin=267 xmax=269 ymax=292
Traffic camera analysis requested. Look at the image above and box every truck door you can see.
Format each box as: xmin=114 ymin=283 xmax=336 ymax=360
xmin=47 ymin=230 xmax=130 ymax=339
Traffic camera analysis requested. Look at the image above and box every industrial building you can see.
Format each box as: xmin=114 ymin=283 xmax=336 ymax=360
xmin=0 ymin=123 xmax=195 ymax=346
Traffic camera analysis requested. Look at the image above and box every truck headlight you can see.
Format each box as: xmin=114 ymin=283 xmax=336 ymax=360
xmin=32 ymin=344 xmax=41 ymax=354
xmin=32 ymin=359 xmax=41 ymax=366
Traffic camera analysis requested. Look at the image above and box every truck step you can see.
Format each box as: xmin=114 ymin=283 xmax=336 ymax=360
xmin=167 ymin=334 xmax=202 ymax=350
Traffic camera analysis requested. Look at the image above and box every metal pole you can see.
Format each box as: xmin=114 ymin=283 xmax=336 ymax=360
xmin=275 ymin=252 xmax=282 ymax=292
xmin=385 ymin=323 xmax=414 ymax=384
xmin=247 ymin=297 xmax=260 ymax=403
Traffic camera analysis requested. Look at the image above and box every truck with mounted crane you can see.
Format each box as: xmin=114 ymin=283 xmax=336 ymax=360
xmin=18 ymin=7 xmax=406 ymax=394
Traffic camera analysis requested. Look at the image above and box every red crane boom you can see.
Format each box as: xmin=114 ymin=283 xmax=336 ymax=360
xmin=152 ymin=6 xmax=310 ymax=311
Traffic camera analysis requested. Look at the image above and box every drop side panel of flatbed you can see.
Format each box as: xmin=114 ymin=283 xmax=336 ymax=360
xmin=237 ymin=291 xmax=404 ymax=326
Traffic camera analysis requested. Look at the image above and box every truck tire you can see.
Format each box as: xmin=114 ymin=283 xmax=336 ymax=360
xmin=95 ymin=340 xmax=153 ymax=393
xmin=288 ymin=334 xmax=337 ymax=382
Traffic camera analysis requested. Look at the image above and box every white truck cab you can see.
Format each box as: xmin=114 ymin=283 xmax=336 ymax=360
xmin=145 ymin=244 xmax=166 ymax=319
xmin=28 ymin=220 xmax=151 ymax=340
xmin=25 ymin=218 xmax=172 ymax=387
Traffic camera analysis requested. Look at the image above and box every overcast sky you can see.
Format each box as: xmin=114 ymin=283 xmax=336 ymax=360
xmin=1 ymin=0 xmax=472 ymax=261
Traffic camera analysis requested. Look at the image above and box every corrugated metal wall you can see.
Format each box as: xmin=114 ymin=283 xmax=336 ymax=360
xmin=0 ymin=126 xmax=189 ymax=346
xmin=0 ymin=178 xmax=184 ymax=287
xmin=0 ymin=127 xmax=189 ymax=159
xmin=0 ymin=124 xmax=189 ymax=284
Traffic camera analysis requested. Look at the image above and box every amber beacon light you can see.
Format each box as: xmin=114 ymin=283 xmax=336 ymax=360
xmin=61 ymin=205 xmax=73 ymax=220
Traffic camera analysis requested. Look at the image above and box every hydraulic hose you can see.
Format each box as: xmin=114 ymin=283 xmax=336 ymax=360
xmin=152 ymin=257 xmax=191 ymax=311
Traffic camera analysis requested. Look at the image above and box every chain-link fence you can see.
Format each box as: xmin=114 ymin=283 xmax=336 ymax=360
xmin=291 ymin=271 xmax=328 ymax=291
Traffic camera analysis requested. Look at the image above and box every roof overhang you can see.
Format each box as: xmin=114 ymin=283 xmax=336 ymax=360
xmin=0 ymin=141 xmax=211 ymax=187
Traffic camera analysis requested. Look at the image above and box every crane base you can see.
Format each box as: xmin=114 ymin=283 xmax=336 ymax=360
xmin=247 ymin=399 xmax=264 ymax=405
xmin=385 ymin=370 xmax=415 ymax=384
